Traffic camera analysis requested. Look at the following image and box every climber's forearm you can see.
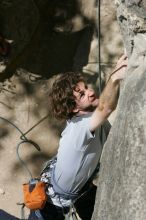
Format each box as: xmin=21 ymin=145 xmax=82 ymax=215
xmin=89 ymin=54 xmax=127 ymax=132
xmin=98 ymin=54 xmax=127 ymax=113
xmin=89 ymin=76 xmax=120 ymax=132
xmin=98 ymin=75 xmax=120 ymax=113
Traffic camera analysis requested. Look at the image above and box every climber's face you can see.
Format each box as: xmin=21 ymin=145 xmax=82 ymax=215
xmin=73 ymin=81 xmax=99 ymax=115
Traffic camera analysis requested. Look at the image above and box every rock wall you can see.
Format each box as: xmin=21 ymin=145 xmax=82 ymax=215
xmin=92 ymin=1 xmax=146 ymax=220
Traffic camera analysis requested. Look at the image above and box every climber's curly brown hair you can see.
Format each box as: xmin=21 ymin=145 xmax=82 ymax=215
xmin=49 ymin=72 xmax=85 ymax=120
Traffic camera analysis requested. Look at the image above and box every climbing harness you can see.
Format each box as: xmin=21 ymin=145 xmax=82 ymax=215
xmin=40 ymin=156 xmax=100 ymax=220
xmin=40 ymin=156 xmax=79 ymax=219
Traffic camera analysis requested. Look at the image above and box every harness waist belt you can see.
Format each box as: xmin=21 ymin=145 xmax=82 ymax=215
xmin=51 ymin=168 xmax=79 ymax=200
xmin=51 ymin=162 xmax=100 ymax=201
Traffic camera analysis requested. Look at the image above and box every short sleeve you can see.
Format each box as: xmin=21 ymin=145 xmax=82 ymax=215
xmin=72 ymin=115 xmax=95 ymax=151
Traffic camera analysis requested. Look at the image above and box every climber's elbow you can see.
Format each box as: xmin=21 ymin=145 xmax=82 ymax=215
xmin=89 ymin=105 xmax=113 ymax=132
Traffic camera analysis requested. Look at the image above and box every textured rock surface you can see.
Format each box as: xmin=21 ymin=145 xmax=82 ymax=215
xmin=92 ymin=1 xmax=146 ymax=220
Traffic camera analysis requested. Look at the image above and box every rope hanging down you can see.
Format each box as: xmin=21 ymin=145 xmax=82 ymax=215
xmin=98 ymin=0 xmax=102 ymax=94
xmin=0 ymin=117 xmax=41 ymax=179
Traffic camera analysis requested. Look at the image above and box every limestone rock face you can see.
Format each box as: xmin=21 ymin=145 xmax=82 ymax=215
xmin=92 ymin=1 xmax=146 ymax=220
xmin=116 ymin=0 xmax=146 ymax=55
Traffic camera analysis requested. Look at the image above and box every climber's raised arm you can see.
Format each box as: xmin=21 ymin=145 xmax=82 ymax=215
xmin=90 ymin=54 xmax=127 ymax=132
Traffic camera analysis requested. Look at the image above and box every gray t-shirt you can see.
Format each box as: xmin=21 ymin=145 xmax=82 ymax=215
xmin=52 ymin=113 xmax=111 ymax=193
